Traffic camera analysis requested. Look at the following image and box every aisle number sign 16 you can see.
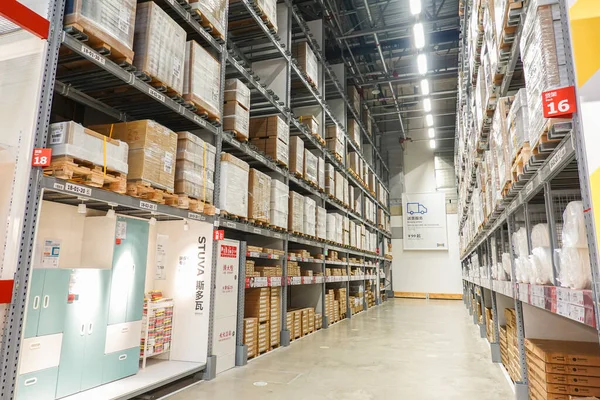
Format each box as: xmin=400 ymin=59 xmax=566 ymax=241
xmin=542 ymin=86 xmax=577 ymax=118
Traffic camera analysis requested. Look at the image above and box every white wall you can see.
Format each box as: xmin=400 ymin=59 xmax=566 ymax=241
xmin=391 ymin=141 xmax=462 ymax=294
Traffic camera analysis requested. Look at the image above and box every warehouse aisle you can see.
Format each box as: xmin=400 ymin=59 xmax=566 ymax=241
xmin=168 ymin=299 xmax=512 ymax=399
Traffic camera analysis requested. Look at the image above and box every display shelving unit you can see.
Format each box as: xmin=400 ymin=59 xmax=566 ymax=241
xmin=1 ymin=0 xmax=393 ymax=398
xmin=457 ymin=0 xmax=600 ymax=399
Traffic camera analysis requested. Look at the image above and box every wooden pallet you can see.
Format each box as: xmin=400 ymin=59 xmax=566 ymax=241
xmin=225 ymin=129 xmax=248 ymax=143
xmin=127 ymin=181 xmax=177 ymax=204
xmin=142 ymin=70 xmax=183 ymax=98
xmin=220 ymin=210 xmax=248 ymax=221
xmin=312 ymin=133 xmax=326 ymax=147
xmin=183 ymin=95 xmax=221 ymax=124
xmin=62 ymin=22 xmax=134 ymax=65
xmin=190 ymin=8 xmax=226 ymax=42
xmin=498 ymin=1 xmax=524 ymax=51
xmin=165 ymin=194 xmax=208 ymax=213
xmin=248 ymin=218 xmax=269 ymax=226
xmin=530 ymin=118 xmax=571 ymax=156
xmin=269 ymin=224 xmax=286 ymax=232
xmin=44 ymin=156 xmax=127 ymax=194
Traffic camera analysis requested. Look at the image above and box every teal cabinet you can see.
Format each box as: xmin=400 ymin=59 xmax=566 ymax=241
xmin=108 ymin=217 xmax=149 ymax=325
xmin=24 ymin=269 xmax=70 ymax=339
xmin=55 ymin=269 xmax=111 ymax=398
xmin=101 ymin=347 xmax=139 ymax=384
xmin=16 ymin=367 xmax=58 ymax=400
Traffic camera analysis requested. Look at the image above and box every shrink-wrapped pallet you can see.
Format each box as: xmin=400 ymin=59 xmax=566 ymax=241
xmin=531 ymin=224 xmax=550 ymax=249
xmin=289 ymin=136 xmax=304 ymax=176
xmin=317 ymin=157 xmax=325 ymax=191
xmin=90 ymin=120 xmax=176 ymax=192
xmin=335 ymin=213 xmax=344 ymax=244
xmin=223 ymin=101 xmax=249 ymax=140
xmin=316 ymin=206 xmax=326 ymax=240
xmin=326 ymin=126 xmax=345 ymax=159
xmin=348 ymin=85 xmax=360 ymax=112
xmin=343 ymin=216 xmax=350 ymax=246
xmin=348 ymin=186 xmax=354 ymax=213
xmin=343 ymin=178 xmax=349 ymax=206
xmin=175 ymin=132 xmax=216 ymax=203
xmin=530 ymin=247 xmax=553 ymax=285
xmin=325 ymin=163 xmax=335 ymax=196
xmin=490 ymin=97 xmax=512 ymax=197
xmin=183 ymin=41 xmax=221 ymax=118
xmin=335 ymin=171 xmax=344 ymax=202
xmin=326 ymin=214 xmax=336 ymax=242
xmin=288 ymin=191 xmax=304 ymax=233
xmin=134 ymin=2 xmax=186 ymax=95
xmin=220 ymin=153 xmax=249 ymax=218
xmin=507 ymin=89 xmax=529 ymax=162
xmin=348 ymin=152 xmax=361 ymax=176
xmin=354 ymin=189 xmax=362 ymax=217
xmin=303 ymin=150 xmax=318 ymax=186
xmin=253 ymin=137 xmax=289 ymax=168
xmin=65 ymin=0 xmax=137 ymax=62
xmin=248 ymin=169 xmax=271 ymax=223
xmin=270 ymin=179 xmax=288 ymax=230
xmin=347 ymin=119 xmax=361 ymax=148
xmin=303 ymin=197 xmax=316 ymax=237
xmin=349 ymin=220 xmax=356 ymax=248
xmin=188 ymin=0 xmax=227 ymax=40
xmin=48 ymin=121 xmax=129 ymax=174
xmin=224 ymin=79 xmax=251 ymax=110
xmin=292 ymin=42 xmax=319 ymax=88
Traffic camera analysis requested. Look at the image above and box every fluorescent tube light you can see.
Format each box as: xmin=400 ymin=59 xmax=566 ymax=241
xmin=417 ymin=54 xmax=427 ymax=75
xmin=424 ymin=98 xmax=432 ymax=112
xmin=410 ymin=0 xmax=421 ymax=15
xmin=428 ymin=128 xmax=435 ymax=138
xmin=429 ymin=139 xmax=436 ymax=149
xmin=425 ymin=114 xmax=433 ymax=127
xmin=420 ymin=79 xmax=430 ymax=95
xmin=413 ymin=23 xmax=424 ymax=49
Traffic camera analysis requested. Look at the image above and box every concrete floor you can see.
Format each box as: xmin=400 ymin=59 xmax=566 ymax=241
xmin=169 ymin=299 xmax=513 ymax=400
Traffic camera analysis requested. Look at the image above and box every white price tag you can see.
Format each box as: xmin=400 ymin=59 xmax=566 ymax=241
xmin=273 ymin=233 xmax=282 ymax=239
xmin=549 ymin=145 xmax=567 ymax=172
xmin=81 ymin=45 xmax=105 ymax=65
xmin=226 ymin=221 xmax=236 ymax=228
xmin=65 ymin=182 xmax=92 ymax=197
xmin=140 ymin=200 xmax=157 ymax=211
xmin=253 ymin=228 xmax=262 ymax=235
xmin=53 ymin=182 xmax=65 ymax=190
xmin=148 ymin=88 xmax=165 ymax=102
xmin=188 ymin=212 xmax=205 ymax=221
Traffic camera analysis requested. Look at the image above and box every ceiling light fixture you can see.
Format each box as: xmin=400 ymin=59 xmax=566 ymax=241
xmin=423 ymin=98 xmax=432 ymax=112
xmin=429 ymin=139 xmax=436 ymax=149
xmin=425 ymin=114 xmax=433 ymax=127
xmin=428 ymin=128 xmax=435 ymax=138
xmin=413 ymin=23 xmax=425 ymax=49
xmin=420 ymin=79 xmax=430 ymax=95
xmin=410 ymin=0 xmax=421 ymax=15
xmin=417 ymin=54 xmax=428 ymax=75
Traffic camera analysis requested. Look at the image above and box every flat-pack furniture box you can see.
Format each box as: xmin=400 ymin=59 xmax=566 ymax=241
xmin=249 ymin=116 xmax=289 ymax=144
xmin=292 ymin=42 xmax=319 ymax=88
xmin=183 ymin=40 xmax=221 ymax=119
xmin=220 ymin=153 xmax=250 ymax=218
xmin=251 ymin=137 xmax=289 ymax=168
xmin=347 ymin=119 xmax=361 ymax=148
xmin=65 ymin=0 xmax=137 ymax=63
xmin=289 ymin=136 xmax=304 ymax=176
xmin=303 ymin=150 xmax=318 ymax=186
xmin=243 ymin=318 xmax=258 ymax=358
xmin=175 ymin=132 xmax=216 ymax=204
xmin=270 ymin=179 xmax=288 ymax=229
xmin=348 ymin=152 xmax=361 ymax=176
xmin=245 ymin=288 xmax=270 ymax=322
xmin=230 ymin=0 xmax=277 ymax=32
xmin=248 ymin=168 xmax=271 ymax=223
xmin=224 ymin=101 xmax=249 ymax=140
xmin=326 ymin=126 xmax=345 ymax=160
xmin=224 ymin=78 xmax=251 ymax=110
xmin=134 ymin=2 xmax=186 ymax=95
xmin=188 ymin=0 xmax=227 ymax=40
xmin=303 ymin=196 xmax=316 ymax=237
xmin=90 ymin=120 xmax=177 ymax=192
xmin=288 ymin=191 xmax=304 ymax=233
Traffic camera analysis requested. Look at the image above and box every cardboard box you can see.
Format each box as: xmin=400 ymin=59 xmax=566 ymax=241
xmin=183 ymin=40 xmax=221 ymax=118
xmin=348 ymin=85 xmax=360 ymax=112
xmin=90 ymin=120 xmax=177 ymax=192
xmin=220 ymin=153 xmax=249 ymax=217
xmin=175 ymin=132 xmax=216 ymax=202
xmin=188 ymin=0 xmax=227 ymax=45
xmin=303 ymin=150 xmax=318 ymax=186
xmin=250 ymin=116 xmax=289 ymax=144
xmin=526 ymin=339 xmax=600 ymax=367
xmin=303 ymin=196 xmax=316 ymax=237
xmin=298 ymin=115 xmax=319 ymax=137
xmin=224 ymin=78 xmax=251 ymax=110
xmin=325 ymin=163 xmax=335 ymax=196
xmin=347 ymin=119 xmax=361 ymax=148
xmin=289 ymin=136 xmax=304 ymax=176
xmin=224 ymin=101 xmax=249 ymax=140
xmin=288 ymin=191 xmax=304 ymax=233
xmin=248 ymin=168 xmax=271 ymax=223
xmin=270 ymin=179 xmax=288 ymax=230
xmin=134 ymin=2 xmax=186 ymax=95
xmin=292 ymin=42 xmax=318 ymax=87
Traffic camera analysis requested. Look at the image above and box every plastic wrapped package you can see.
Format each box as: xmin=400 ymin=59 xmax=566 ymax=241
xmin=562 ymin=201 xmax=588 ymax=248
xmin=326 ymin=214 xmax=336 ymax=242
xmin=248 ymin=169 xmax=271 ymax=223
xmin=317 ymin=157 xmax=325 ymax=191
xmin=289 ymin=136 xmax=304 ymax=176
xmin=558 ymin=247 xmax=592 ymax=289
xmin=335 ymin=214 xmax=344 ymax=244
xmin=507 ymin=89 xmax=529 ymax=161
xmin=134 ymin=2 xmax=186 ymax=95
xmin=90 ymin=120 xmax=177 ymax=192
xmin=188 ymin=0 xmax=227 ymax=40
xmin=512 ymin=227 xmax=529 ymax=257
xmin=502 ymin=253 xmax=512 ymax=279
xmin=349 ymin=221 xmax=356 ymax=248
xmin=175 ymin=132 xmax=216 ymax=202
xmin=303 ymin=197 xmax=316 ymax=237
xmin=515 ymin=256 xmax=533 ymax=283
xmin=316 ymin=206 xmax=326 ymax=240
xmin=254 ymin=0 xmax=278 ymax=32
xmin=348 ymin=152 xmax=360 ymax=176
xmin=48 ymin=122 xmax=129 ymax=174
xmin=531 ymin=223 xmax=550 ymax=249
xmin=347 ymin=119 xmax=361 ymax=148
xmin=176 ymin=132 xmax=216 ymax=170
xmin=224 ymin=79 xmax=251 ymax=110
xmin=288 ymin=191 xmax=304 ymax=233
xmin=343 ymin=216 xmax=350 ymax=246
xmin=223 ymin=101 xmax=249 ymax=140
xmin=303 ymin=150 xmax=318 ymax=186
xmin=270 ymin=179 xmax=288 ymax=229
xmin=530 ymin=247 xmax=553 ymax=284
xmin=292 ymin=42 xmax=318 ymax=87
xmin=183 ymin=41 xmax=221 ymax=118
xmin=65 ymin=0 xmax=137 ymax=61
xmin=325 ymin=163 xmax=335 ymax=196
xmin=490 ymin=97 xmax=512 ymax=194
xmin=335 ymin=171 xmax=344 ymax=202
xmin=343 ymin=177 xmax=349 ymax=206
xmin=219 ymin=153 xmax=249 ymax=217
xmin=354 ymin=190 xmax=362 ymax=217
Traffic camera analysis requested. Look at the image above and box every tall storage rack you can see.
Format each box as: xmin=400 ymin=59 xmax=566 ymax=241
xmin=457 ymin=0 xmax=600 ymax=399
xmin=0 ymin=0 xmax=393 ymax=398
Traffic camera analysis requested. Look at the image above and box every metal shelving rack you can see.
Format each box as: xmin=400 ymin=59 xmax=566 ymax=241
xmin=457 ymin=1 xmax=600 ymax=399
xmin=1 ymin=0 xmax=393 ymax=395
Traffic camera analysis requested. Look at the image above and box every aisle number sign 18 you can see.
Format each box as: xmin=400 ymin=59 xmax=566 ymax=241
xmin=542 ymin=86 xmax=577 ymax=118
xmin=32 ymin=148 xmax=52 ymax=167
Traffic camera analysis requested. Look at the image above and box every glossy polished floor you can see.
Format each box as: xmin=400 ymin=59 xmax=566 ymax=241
xmin=169 ymin=299 xmax=513 ymax=400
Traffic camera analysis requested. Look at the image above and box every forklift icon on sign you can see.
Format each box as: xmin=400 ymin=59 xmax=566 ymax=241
xmin=407 ymin=202 xmax=428 ymax=215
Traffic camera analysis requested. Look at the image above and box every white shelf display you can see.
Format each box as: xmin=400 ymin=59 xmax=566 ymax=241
xmin=140 ymin=296 xmax=174 ymax=369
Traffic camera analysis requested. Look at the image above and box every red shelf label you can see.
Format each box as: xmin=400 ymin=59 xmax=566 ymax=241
xmin=542 ymin=86 xmax=577 ymax=118
xmin=214 ymin=229 xmax=224 ymax=241
xmin=32 ymin=148 xmax=52 ymax=167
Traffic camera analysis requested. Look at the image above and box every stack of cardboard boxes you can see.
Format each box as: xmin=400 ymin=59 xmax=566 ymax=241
xmin=292 ymin=42 xmax=319 ymax=88
xmin=249 ymin=116 xmax=289 ymax=168
xmin=223 ymin=78 xmax=251 ymax=140
xmin=220 ymin=153 xmax=249 ymax=218
xmin=504 ymin=308 xmax=522 ymax=382
xmin=270 ymin=179 xmax=289 ymax=230
xmin=248 ymin=168 xmax=271 ymax=224
xmin=245 ymin=260 xmax=260 ymax=277
xmin=485 ymin=307 xmax=496 ymax=343
xmin=287 ymin=307 xmax=318 ymax=341
xmin=175 ymin=132 xmax=216 ymax=207
xmin=289 ymin=137 xmax=304 ymax=177
xmin=244 ymin=318 xmax=258 ymax=358
xmin=287 ymin=261 xmax=301 ymax=276
xmin=270 ymin=288 xmax=281 ymax=348
xmin=244 ymin=287 xmax=281 ymax=358
xmin=326 ymin=125 xmax=345 ymax=161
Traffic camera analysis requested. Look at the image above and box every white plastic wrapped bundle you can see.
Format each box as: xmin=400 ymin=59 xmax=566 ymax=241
xmin=183 ymin=41 xmax=221 ymax=118
xmin=335 ymin=213 xmax=343 ymax=244
xmin=303 ymin=197 xmax=316 ymax=237
xmin=507 ymin=89 xmax=529 ymax=162
xmin=512 ymin=227 xmax=529 ymax=257
xmin=558 ymin=247 xmax=591 ymax=289
xmin=515 ymin=256 xmax=533 ymax=283
xmin=317 ymin=157 xmax=325 ymax=191
xmin=343 ymin=216 xmax=350 ymax=246
xmin=349 ymin=221 xmax=356 ymax=248
xmin=326 ymin=214 xmax=336 ymax=242
xmin=303 ymin=150 xmax=318 ymax=186
xmin=316 ymin=206 xmax=326 ymax=240
xmin=325 ymin=163 xmax=335 ymax=196
xmin=219 ymin=153 xmax=249 ymax=217
xmin=531 ymin=223 xmax=550 ymax=249
xmin=134 ymin=2 xmax=186 ymax=95
xmin=290 ymin=137 xmax=304 ymax=176
xmin=530 ymin=247 xmax=553 ymax=285
xmin=502 ymin=253 xmax=512 ymax=279
xmin=175 ymin=132 xmax=216 ymax=203
xmin=270 ymin=179 xmax=288 ymax=230
xmin=562 ymin=201 xmax=588 ymax=248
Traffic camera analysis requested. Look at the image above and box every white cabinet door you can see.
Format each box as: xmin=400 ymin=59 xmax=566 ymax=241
xmin=104 ymin=320 xmax=142 ymax=354
xmin=19 ymin=333 xmax=63 ymax=374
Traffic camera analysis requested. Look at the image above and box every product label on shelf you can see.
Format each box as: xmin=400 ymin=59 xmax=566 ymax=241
xmin=154 ymin=234 xmax=168 ymax=280
xmin=290 ymin=276 xmax=301 ymax=285
xmin=188 ymin=212 xmax=206 ymax=221
xmin=542 ymin=86 xmax=577 ymax=118
xmin=302 ymin=276 xmax=313 ymax=284
xmin=148 ymin=88 xmax=165 ymax=103
xmin=116 ymin=220 xmax=127 ymax=239
xmin=41 ymin=239 xmax=61 ymax=268
xmin=65 ymin=182 xmax=91 ymax=197
xmin=269 ymin=277 xmax=282 ymax=287
xmin=81 ymin=45 xmax=106 ymax=65
xmin=253 ymin=227 xmax=262 ymax=235
xmin=549 ymin=145 xmax=567 ymax=172
xmin=139 ymin=200 xmax=157 ymax=211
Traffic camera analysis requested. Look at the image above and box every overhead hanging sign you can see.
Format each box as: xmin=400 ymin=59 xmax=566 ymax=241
xmin=402 ymin=192 xmax=448 ymax=251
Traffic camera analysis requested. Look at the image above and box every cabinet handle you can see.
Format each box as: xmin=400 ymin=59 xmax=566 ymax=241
xmin=118 ymin=354 xmax=127 ymax=361
xmin=121 ymin=327 xmax=129 ymax=333
xmin=88 ymin=322 xmax=93 ymax=335
xmin=32 ymin=296 xmax=40 ymax=310
xmin=29 ymin=342 xmax=41 ymax=350
xmin=43 ymin=295 xmax=50 ymax=309
xmin=23 ymin=378 xmax=37 ymax=386
xmin=80 ymin=324 xmax=85 ymax=336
